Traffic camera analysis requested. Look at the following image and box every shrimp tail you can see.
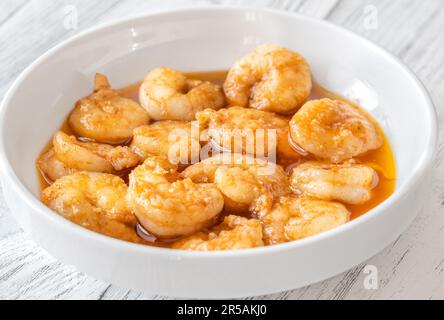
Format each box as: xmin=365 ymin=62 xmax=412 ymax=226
xmin=94 ymin=73 xmax=111 ymax=92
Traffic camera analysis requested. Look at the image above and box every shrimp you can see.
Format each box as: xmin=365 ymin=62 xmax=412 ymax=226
xmin=182 ymin=154 xmax=290 ymax=213
xmin=52 ymin=131 xmax=141 ymax=173
xmin=130 ymin=121 xmax=201 ymax=163
xmin=126 ymin=156 xmax=224 ymax=239
xmin=196 ymin=107 xmax=301 ymax=160
xmin=289 ymin=99 xmax=383 ymax=163
xmin=38 ymin=148 xmax=78 ymax=183
xmin=290 ymin=161 xmax=379 ymax=205
xmin=255 ymin=196 xmax=350 ymax=245
xmin=41 ymin=172 xmax=141 ymax=243
xmin=172 ymin=215 xmax=264 ymax=251
xmin=139 ymin=67 xmax=225 ymax=121
xmin=224 ymin=44 xmax=312 ymax=114
xmin=69 ymin=73 xmax=150 ymax=144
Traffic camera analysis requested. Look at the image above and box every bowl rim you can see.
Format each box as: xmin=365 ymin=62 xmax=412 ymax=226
xmin=0 ymin=6 xmax=438 ymax=259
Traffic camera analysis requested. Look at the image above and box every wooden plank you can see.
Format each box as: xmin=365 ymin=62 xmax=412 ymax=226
xmin=0 ymin=0 xmax=28 ymax=27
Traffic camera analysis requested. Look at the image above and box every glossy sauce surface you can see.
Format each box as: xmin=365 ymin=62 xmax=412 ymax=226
xmin=37 ymin=71 xmax=396 ymax=246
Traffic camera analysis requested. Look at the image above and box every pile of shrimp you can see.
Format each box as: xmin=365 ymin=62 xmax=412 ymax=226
xmin=39 ymin=44 xmax=386 ymax=251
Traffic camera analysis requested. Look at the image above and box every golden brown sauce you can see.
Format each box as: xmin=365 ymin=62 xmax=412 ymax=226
xmin=37 ymin=70 xmax=396 ymax=245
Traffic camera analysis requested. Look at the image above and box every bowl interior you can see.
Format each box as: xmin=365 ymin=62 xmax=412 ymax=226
xmin=1 ymin=8 xmax=434 ymax=206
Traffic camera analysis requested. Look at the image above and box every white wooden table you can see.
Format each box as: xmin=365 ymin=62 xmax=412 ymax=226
xmin=1 ymin=0 xmax=443 ymax=300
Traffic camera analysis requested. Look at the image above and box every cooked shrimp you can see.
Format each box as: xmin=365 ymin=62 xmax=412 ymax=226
xmin=290 ymin=99 xmax=383 ymax=163
xmin=139 ymin=67 xmax=225 ymax=121
xmin=127 ymin=156 xmax=224 ymax=239
xmin=41 ymin=172 xmax=141 ymax=243
xmin=224 ymin=44 xmax=312 ymax=114
xmin=69 ymin=74 xmax=150 ymax=144
xmin=197 ymin=107 xmax=301 ymax=160
xmin=130 ymin=121 xmax=201 ymax=163
xmin=182 ymin=154 xmax=290 ymax=213
xmin=53 ymin=131 xmax=141 ymax=173
xmin=38 ymin=149 xmax=78 ymax=183
xmin=172 ymin=215 xmax=264 ymax=251
xmin=290 ymin=161 xmax=379 ymax=205
xmin=256 ymin=196 xmax=350 ymax=245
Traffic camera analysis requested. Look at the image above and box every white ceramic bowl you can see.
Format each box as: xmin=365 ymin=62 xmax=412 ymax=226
xmin=0 ymin=7 xmax=438 ymax=299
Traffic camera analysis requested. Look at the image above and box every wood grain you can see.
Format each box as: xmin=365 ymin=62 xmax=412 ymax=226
xmin=1 ymin=0 xmax=443 ymax=300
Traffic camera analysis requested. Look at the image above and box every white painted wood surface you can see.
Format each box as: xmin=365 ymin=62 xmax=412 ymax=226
xmin=1 ymin=0 xmax=443 ymax=300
